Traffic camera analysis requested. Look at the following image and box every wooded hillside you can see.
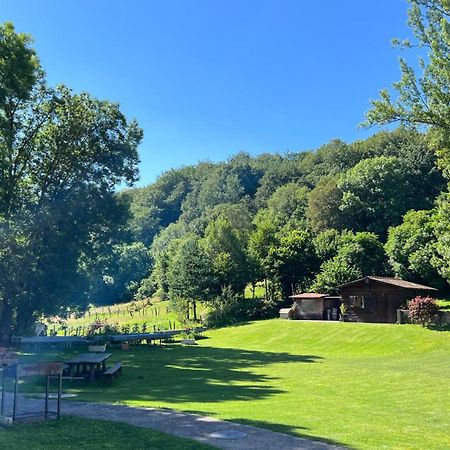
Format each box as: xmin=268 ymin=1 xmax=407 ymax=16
xmin=86 ymin=126 xmax=450 ymax=325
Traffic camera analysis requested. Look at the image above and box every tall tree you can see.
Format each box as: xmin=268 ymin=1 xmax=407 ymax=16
xmin=167 ymin=234 xmax=217 ymax=321
xmin=0 ymin=23 xmax=142 ymax=336
xmin=385 ymin=210 xmax=445 ymax=288
xmin=366 ymin=0 xmax=450 ymax=176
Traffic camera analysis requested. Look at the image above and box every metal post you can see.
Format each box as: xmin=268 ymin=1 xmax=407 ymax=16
xmin=57 ymin=373 xmax=62 ymax=419
xmin=45 ymin=375 xmax=49 ymax=417
xmin=12 ymin=374 xmax=18 ymax=422
xmin=0 ymin=368 xmax=4 ymax=416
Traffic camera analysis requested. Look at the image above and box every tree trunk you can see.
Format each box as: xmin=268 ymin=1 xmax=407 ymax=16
xmin=14 ymin=307 xmax=36 ymax=336
xmin=192 ymin=300 xmax=197 ymax=322
xmin=0 ymin=301 xmax=14 ymax=343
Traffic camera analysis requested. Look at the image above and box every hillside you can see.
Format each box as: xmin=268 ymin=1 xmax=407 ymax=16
xmin=47 ymin=299 xmax=207 ymax=336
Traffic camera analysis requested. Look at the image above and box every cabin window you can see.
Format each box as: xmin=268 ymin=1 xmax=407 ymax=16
xmin=301 ymin=299 xmax=316 ymax=313
xmin=349 ymin=295 xmax=365 ymax=308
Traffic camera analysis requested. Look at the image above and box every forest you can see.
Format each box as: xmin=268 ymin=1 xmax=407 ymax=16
xmin=107 ymin=126 xmax=450 ymax=326
xmin=2 ymin=0 xmax=450 ymax=335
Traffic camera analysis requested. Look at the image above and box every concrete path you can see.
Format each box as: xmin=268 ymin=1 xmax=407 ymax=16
xmin=1 ymin=393 xmax=344 ymax=450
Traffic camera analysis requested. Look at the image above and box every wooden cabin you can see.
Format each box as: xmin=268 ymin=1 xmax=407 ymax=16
xmin=339 ymin=276 xmax=438 ymax=323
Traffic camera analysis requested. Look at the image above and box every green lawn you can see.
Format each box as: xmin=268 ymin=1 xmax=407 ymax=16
xmin=20 ymin=320 xmax=450 ymax=449
xmin=0 ymin=416 xmax=213 ymax=449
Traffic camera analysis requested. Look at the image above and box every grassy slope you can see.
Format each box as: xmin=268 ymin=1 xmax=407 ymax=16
xmin=23 ymin=320 xmax=449 ymax=449
xmin=49 ymin=299 xmax=205 ymax=334
xmin=22 ymin=320 xmax=450 ymax=449
xmin=0 ymin=416 xmax=213 ymax=450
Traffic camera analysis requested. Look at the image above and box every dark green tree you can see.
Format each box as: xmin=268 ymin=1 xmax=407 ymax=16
xmin=0 ymin=23 xmax=141 ymax=336
xmin=167 ymin=234 xmax=217 ymax=321
xmin=385 ymin=210 xmax=445 ymax=288
xmin=311 ymin=232 xmax=388 ymax=294
xmin=267 ymin=229 xmax=318 ymax=300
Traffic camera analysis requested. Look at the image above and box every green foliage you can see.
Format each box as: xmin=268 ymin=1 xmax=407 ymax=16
xmin=266 ymin=183 xmax=309 ymax=227
xmin=366 ymin=0 xmax=450 ymax=178
xmin=306 ymin=176 xmax=343 ymax=232
xmin=311 ymin=231 xmax=388 ymax=294
xmin=339 ymin=156 xmax=421 ymax=236
xmin=205 ymin=286 xmax=280 ymax=327
xmin=202 ymin=213 xmax=250 ymax=294
xmin=0 ymin=23 xmax=142 ymax=335
xmin=167 ymin=234 xmax=218 ymax=320
xmin=267 ymin=229 xmax=318 ymax=299
xmin=431 ymin=192 xmax=450 ymax=283
xmin=385 ymin=210 xmax=445 ymax=288
xmin=313 ymin=229 xmax=348 ymax=261
xmin=89 ymin=242 xmax=152 ymax=305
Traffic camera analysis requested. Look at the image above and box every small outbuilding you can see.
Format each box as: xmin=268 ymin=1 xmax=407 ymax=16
xmin=288 ymin=293 xmax=342 ymax=320
xmin=339 ymin=276 xmax=438 ymax=323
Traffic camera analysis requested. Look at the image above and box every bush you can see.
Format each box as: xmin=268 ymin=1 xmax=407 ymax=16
xmin=407 ymin=296 xmax=439 ymax=326
xmin=205 ymin=286 xmax=282 ymax=328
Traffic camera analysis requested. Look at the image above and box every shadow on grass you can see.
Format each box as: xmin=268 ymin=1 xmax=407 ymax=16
xmin=427 ymin=323 xmax=450 ymax=332
xmin=222 ymin=417 xmax=353 ymax=449
xmin=63 ymin=345 xmax=322 ymax=405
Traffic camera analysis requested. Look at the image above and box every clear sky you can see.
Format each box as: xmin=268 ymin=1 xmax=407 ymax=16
xmin=1 ymin=0 xmax=413 ymax=186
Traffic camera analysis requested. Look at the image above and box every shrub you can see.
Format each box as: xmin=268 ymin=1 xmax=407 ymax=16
xmin=205 ymin=287 xmax=282 ymax=328
xmin=407 ymin=296 xmax=439 ymax=326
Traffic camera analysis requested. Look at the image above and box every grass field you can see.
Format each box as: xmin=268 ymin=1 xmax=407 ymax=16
xmin=20 ymin=320 xmax=450 ymax=449
xmin=0 ymin=416 xmax=213 ymax=449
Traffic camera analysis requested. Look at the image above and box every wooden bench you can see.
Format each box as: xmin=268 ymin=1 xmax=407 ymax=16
xmin=103 ymin=362 xmax=122 ymax=383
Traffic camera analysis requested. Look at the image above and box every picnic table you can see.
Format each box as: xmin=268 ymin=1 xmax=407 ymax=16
xmin=65 ymin=353 xmax=112 ymax=383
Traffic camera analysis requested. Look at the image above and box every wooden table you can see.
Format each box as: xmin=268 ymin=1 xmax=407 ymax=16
xmin=65 ymin=353 xmax=111 ymax=383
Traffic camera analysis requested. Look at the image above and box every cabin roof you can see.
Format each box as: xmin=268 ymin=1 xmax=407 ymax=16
xmin=289 ymin=293 xmax=328 ymax=299
xmin=338 ymin=276 xmax=438 ymax=291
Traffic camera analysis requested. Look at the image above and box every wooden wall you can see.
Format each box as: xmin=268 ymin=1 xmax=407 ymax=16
xmin=340 ymin=282 xmax=433 ymax=323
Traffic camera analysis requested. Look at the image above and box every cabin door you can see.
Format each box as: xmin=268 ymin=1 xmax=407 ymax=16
xmin=379 ymin=294 xmax=389 ymax=322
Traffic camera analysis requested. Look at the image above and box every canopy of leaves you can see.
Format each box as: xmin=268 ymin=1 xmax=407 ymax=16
xmin=0 ymin=23 xmax=142 ymax=335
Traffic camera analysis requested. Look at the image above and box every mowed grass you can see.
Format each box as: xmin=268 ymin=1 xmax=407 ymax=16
xmin=22 ymin=320 xmax=449 ymax=449
xmin=0 ymin=416 xmax=213 ymax=450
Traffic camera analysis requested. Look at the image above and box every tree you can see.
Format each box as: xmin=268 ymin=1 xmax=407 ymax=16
xmin=166 ymin=234 xmax=217 ymax=321
xmin=365 ymin=0 xmax=450 ymax=284
xmin=202 ymin=214 xmax=250 ymax=295
xmin=266 ymin=183 xmax=309 ymax=228
xmin=313 ymin=229 xmax=350 ymax=261
xmin=310 ymin=232 xmax=388 ymax=294
xmin=267 ymin=229 xmax=318 ymax=300
xmin=366 ymin=0 xmax=450 ymax=177
xmin=385 ymin=210 xmax=445 ymax=288
xmin=0 ymin=23 xmax=142 ymax=336
xmin=306 ymin=176 xmax=343 ymax=232
xmin=149 ymin=222 xmax=188 ymax=299
xmin=338 ymin=156 xmax=430 ymax=237
xmin=432 ymin=192 xmax=450 ymax=283
xmin=89 ymin=242 xmax=152 ymax=305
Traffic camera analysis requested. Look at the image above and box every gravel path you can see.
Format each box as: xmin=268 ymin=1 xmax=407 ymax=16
xmin=1 ymin=393 xmax=345 ymax=450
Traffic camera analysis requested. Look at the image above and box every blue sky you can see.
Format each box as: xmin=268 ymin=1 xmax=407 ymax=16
xmin=2 ymin=0 xmax=413 ymax=186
